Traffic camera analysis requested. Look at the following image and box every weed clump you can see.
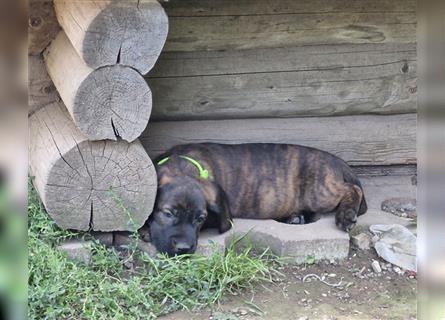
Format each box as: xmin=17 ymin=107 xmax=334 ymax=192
xmin=28 ymin=182 xmax=275 ymax=319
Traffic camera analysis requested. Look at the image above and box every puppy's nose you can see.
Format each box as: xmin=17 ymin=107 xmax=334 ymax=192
xmin=173 ymin=241 xmax=193 ymax=254
xmin=172 ymin=239 xmax=193 ymax=254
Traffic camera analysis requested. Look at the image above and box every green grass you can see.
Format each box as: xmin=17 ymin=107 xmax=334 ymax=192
xmin=28 ymin=181 xmax=276 ymax=319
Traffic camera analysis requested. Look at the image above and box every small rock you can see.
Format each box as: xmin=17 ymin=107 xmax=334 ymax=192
xmin=381 ymin=197 xmax=417 ymax=218
xmin=394 ymin=266 xmax=402 ymax=274
xmin=58 ymin=240 xmax=93 ymax=264
xmin=123 ymin=259 xmax=134 ymax=269
xmin=371 ymin=260 xmax=382 ymax=273
xmin=239 ymin=309 xmax=248 ymax=316
xmin=351 ymin=233 xmax=371 ymax=250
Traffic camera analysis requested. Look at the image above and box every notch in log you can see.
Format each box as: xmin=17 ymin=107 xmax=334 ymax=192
xmin=44 ymin=31 xmax=152 ymax=142
xmin=54 ymin=0 xmax=169 ymax=75
xmin=29 ymin=101 xmax=157 ymax=232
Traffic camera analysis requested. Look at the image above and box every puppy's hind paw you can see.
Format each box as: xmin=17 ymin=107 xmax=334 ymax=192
xmin=286 ymin=214 xmax=305 ymax=225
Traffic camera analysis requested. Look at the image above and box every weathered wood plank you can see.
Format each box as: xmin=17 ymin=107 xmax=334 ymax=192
xmin=29 ymin=101 xmax=157 ymax=231
xmin=352 ymin=164 xmax=417 ymax=177
xmin=160 ymin=0 xmax=416 ymax=52
xmin=54 ymin=0 xmax=168 ymax=74
xmin=44 ymin=31 xmax=152 ymax=142
xmin=28 ymin=0 xmax=60 ymax=55
xmin=162 ymin=0 xmax=416 ymax=16
xmin=28 ymin=55 xmax=59 ymax=115
xmin=146 ymin=43 xmax=417 ymax=120
xmin=141 ymin=114 xmax=417 ymax=166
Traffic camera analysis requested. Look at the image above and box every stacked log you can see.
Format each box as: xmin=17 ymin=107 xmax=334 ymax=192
xmin=53 ymin=0 xmax=168 ymax=74
xmin=28 ymin=0 xmax=168 ymax=231
xmin=44 ymin=32 xmax=152 ymax=142
xmin=29 ymin=102 xmax=157 ymax=231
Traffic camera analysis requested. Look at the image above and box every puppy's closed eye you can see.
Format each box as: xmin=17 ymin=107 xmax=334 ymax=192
xmin=195 ymin=215 xmax=206 ymax=224
xmin=163 ymin=211 xmax=174 ymax=219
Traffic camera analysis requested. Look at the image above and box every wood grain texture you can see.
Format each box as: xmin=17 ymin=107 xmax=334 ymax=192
xmin=29 ymin=101 xmax=157 ymax=231
xmin=352 ymin=164 xmax=417 ymax=177
xmin=54 ymin=0 xmax=168 ymax=74
xmin=146 ymin=43 xmax=417 ymax=120
xmin=28 ymin=55 xmax=59 ymax=115
xmin=28 ymin=0 xmax=60 ymax=55
xmin=141 ymin=114 xmax=417 ymax=166
xmin=44 ymin=31 xmax=152 ymax=142
xmin=160 ymin=0 xmax=416 ymax=52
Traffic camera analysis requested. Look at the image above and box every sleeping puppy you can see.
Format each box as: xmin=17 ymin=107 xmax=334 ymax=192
xmin=147 ymin=143 xmax=367 ymax=256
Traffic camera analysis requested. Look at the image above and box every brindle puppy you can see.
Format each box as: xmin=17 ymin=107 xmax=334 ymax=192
xmin=147 ymin=143 xmax=367 ymax=256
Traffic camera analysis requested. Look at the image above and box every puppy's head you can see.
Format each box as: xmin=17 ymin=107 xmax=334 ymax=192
xmin=149 ymin=174 xmax=231 ymax=256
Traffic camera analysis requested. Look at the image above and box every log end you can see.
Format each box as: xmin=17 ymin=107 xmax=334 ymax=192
xmin=44 ymin=139 xmax=157 ymax=231
xmin=30 ymin=102 xmax=157 ymax=232
xmin=83 ymin=1 xmax=169 ymax=74
xmin=74 ymin=65 xmax=152 ymax=142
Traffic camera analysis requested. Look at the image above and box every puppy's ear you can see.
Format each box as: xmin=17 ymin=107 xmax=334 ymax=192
xmin=202 ymin=182 xmax=232 ymax=233
xmin=158 ymin=172 xmax=173 ymax=187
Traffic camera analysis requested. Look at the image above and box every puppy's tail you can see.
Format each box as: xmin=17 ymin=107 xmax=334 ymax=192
xmin=342 ymin=167 xmax=367 ymax=216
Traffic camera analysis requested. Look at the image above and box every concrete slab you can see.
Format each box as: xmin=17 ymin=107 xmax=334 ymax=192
xmin=113 ymin=218 xmax=350 ymax=263
xmin=58 ymin=240 xmax=93 ymax=264
xmin=229 ymin=218 xmax=349 ymax=263
xmin=360 ymin=175 xmax=416 ymax=211
xmin=113 ymin=229 xmax=226 ymax=258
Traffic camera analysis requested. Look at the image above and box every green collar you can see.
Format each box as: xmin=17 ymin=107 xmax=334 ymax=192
xmin=157 ymin=155 xmax=209 ymax=180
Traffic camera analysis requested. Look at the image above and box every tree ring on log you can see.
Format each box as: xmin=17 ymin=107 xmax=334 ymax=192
xmin=29 ymin=102 xmax=157 ymax=232
xmin=73 ymin=65 xmax=152 ymax=142
xmin=45 ymin=139 xmax=157 ymax=231
xmin=82 ymin=1 xmax=168 ymax=74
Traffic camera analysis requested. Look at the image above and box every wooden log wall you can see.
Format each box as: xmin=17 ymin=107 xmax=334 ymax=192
xmin=142 ymin=0 xmax=417 ymax=168
xmin=28 ymin=0 xmax=167 ymax=231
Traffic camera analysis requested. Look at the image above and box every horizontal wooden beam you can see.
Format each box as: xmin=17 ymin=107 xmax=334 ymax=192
xmin=160 ymin=0 xmax=416 ymax=52
xmin=146 ymin=43 xmax=417 ymax=120
xmin=162 ymin=0 xmax=416 ymax=16
xmin=141 ymin=114 xmax=417 ymax=166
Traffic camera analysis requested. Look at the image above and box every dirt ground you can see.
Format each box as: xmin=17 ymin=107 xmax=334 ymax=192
xmin=161 ymin=247 xmax=417 ymax=320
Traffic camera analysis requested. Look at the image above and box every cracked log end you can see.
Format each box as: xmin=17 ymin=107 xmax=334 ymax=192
xmin=45 ymin=31 xmax=152 ymax=142
xmin=74 ymin=64 xmax=152 ymax=142
xmin=29 ymin=101 xmax=157 ymax=232
xmin=54 ymin=0 xmax=168 ymax=75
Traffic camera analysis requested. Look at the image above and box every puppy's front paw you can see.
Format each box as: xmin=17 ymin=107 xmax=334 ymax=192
xmin=138 ymin=226 xmax=151 ymax=242
xmin=335 ymin=209 xmax=357 ymax=232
